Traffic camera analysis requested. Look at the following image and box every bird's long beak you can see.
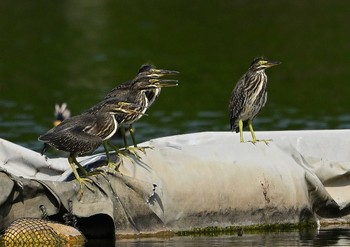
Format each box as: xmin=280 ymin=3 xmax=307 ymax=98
xmin=142 ymin=69 xmax=179 ymax=78
xmin=266 ymin=60 xmax=281 ymax=67
xmin=151 ymin=79 xmax=179 ymax=88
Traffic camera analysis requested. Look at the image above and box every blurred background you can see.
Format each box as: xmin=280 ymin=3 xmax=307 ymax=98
xmin=1 ymin=0 xmax=350 ymax=152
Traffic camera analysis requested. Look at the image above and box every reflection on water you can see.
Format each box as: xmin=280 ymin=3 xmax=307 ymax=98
xmin=3 ymin=104 xmax=350 ymax=153
xmin=83 ymin=228 xmax=350 ymax=247
xmin=1 ymin=228 xmax=350 ymax=247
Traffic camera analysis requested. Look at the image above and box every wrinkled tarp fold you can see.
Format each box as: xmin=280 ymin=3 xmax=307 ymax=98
xmin=1 ymin=130 xmax=350 ymax=237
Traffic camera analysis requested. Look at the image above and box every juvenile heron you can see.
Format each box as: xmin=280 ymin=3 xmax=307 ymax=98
xmin=85 ymin=94 xmax=149 ymax=161
xmin=38 ymin=102 xmax=140 ymax=198
xmin=229 ymin=57 xmax=281 ymax=144
xmin=104 ymin=65 xmax=178 ymax=149
xmin=132 ymin=64 xmax=179 ymax=107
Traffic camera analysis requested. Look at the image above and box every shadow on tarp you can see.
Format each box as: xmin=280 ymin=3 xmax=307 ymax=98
xmin=1 ymin=131 xmax=350 ymax=240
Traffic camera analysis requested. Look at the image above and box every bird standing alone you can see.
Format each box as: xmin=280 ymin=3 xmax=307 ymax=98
xmin=229 ymin=57 xmax=281 ymax=144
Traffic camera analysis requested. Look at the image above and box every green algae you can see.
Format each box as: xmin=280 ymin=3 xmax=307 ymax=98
xmin=176 ymin=222 xmax=319 ymax=237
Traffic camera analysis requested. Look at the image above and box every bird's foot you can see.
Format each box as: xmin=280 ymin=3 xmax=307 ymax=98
xmin=124 ymin=145 xmax=153 ymax=157
xmin=249 ymin=139 xmax=272 ymax=145
xmin=113 ymin=149 xmax=135 ymax=163
xmin=91 ymin=157 xmax=124 ymax=176
xmin=106 ymin=159 xmax=123 ymax=173
xmin=76 ymin=177 xmax=95 ymax=200
xmin=90 ymin=161 xmax=119 ymax=178
xmin=136 ymin=145 xmax=153 ymax=154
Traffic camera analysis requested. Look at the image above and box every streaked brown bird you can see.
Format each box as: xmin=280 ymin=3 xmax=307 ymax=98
xmin=104 ymin=64 xmax=179 ymax=149
xmin=39 ymin=102 xmax=141 ymax=198
xmin=229 ymin=57 xmax=281 ymax=144
xmin=84 ymin=94 xmax=149 ymax=162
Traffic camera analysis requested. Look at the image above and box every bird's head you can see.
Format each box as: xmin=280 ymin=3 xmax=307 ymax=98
xmin=137 ymin=64 xmax=179 ymax=78
xmin=250 ymin=57 xmax=281 ymax=71
xmin=132 ymin=76 xmax=178 ymax=91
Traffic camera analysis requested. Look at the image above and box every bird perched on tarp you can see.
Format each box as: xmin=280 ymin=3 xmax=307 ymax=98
xmin=104 ymin=64 xmax=179 ymax=150
xmin=38 ymin=102 xmax=142 ymax=198
xmin=229 ymin=57 xmax=281 ymax=144
xmin=84 ymin=95 xmax=148 ymax=164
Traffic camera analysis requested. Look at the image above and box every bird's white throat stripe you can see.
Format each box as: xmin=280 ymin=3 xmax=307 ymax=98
xmin=103 ymin=116 xmax=118 ymax=140
xmin=250 ymin=72 xmax=266 ymax=103
xmin=142 ymin=97 xmax=149 ymax=114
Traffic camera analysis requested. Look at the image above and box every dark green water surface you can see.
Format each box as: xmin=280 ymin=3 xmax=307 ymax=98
xmin=2 ymin=0 xmax=350 ymax=151
xmin=112 ymin=228 xmax=350 ymax=247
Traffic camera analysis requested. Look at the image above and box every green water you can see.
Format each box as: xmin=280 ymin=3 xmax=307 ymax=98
xmin=111 ymin=229 xmax=350 ymax=247
xmin=2 ymin=0 xmax=350 ymax=151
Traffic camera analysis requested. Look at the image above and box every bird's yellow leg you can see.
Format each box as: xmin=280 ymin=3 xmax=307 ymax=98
xmin=239 ymin=119 xmax=244 ymax=143
xmin=126 ymin=125 xmax=152 ymax=155
xmin=68 ymin=156 xmax=94 ymax=198
xmin=103 ymin=141 xmax=117 ymax=168
xmin=248 ymin=119 xmax=257 ymax=143
xmin=248 ymin=120 xmax=271 ymax=144
xmin=106 ymin=141 xmax=128 ymax=171
xmin=118 ymin=126 xmax=142 ymax=158
xmin=107 ymin=140 xmax=121 ymax=155
xmin=120 ymin=126 xmax=128 ymax=149
xmin=129 ymin=124 xmax=137 ymax=148
xmin=93 ymin=141 xmax=123 ymax=175
xmin=71 ymin=151 xmax=104 ymax=177
xmin=72 ymin=157 xmax=97 ymax=182
xmin=107 ymin=141 xmax=130 ymax=161
xmin=72 ymin=158 xmax=89 ymax=176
